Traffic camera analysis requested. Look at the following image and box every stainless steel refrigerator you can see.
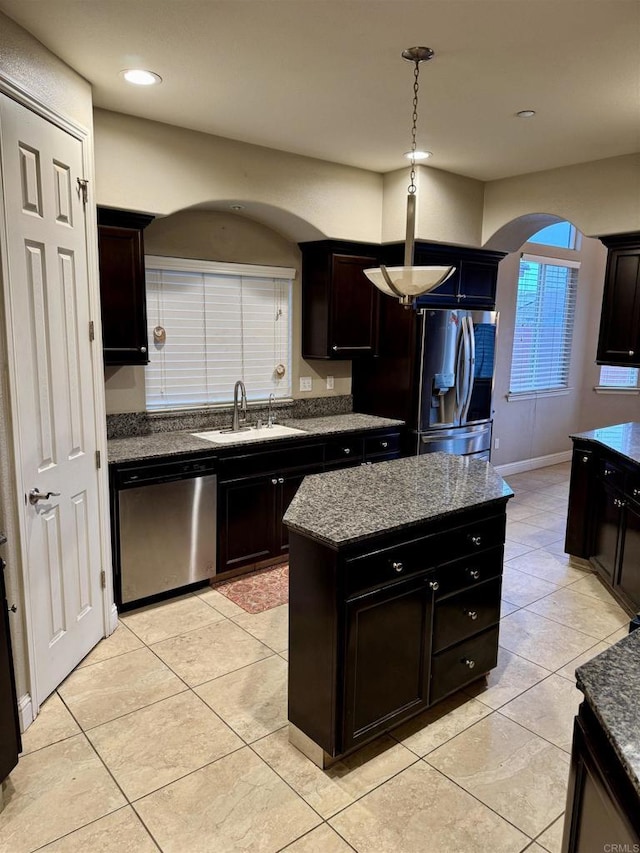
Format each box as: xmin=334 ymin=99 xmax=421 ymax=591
xmin=413 ymin=308 xmax=498 ymax=459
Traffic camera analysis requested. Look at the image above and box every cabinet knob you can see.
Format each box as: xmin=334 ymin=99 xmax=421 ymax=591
xmin=428 ymin=580 xmax=440 ymax=591
xmin=392 ymin=561 xmax=404 ymax=573
xmin=140 ymin=346 xmax=147 ymax=353
xmin=467 ymin=568 xmax=481 ymax=580
xmin=582 ymin=455 xmax=589 ymax=463
xmin=271 ymin=478 xmax=278 ymax=485
xmin=465 ymin=609 xmax=478 ymax=621
xmin=604 ymin=468 xmax=613 ymax=476
xmin=470 ymin=535 xmax=482 ymax=547
xmin=9 ymin=604 xmax=17 ymax=613
xmin=343 ymin=447 xmax=351 ymax=455
xmin=633 ymin=489 xmax=640 ymax=497
xmin=381 ymin=441 xmax=388 ymax=449
xmin=278 ymin=477 xmax=284 ymax=484
xmin=462 ymin=658 xmax=476 ymax=669
xmin=629 ymin=351 xmax=635 ymax=356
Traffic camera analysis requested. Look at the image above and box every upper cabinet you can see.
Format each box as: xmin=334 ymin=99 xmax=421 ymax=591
xmin=596 ymin=233 xmax=640 ymax=366
xmin=97 ymin=208 xmax=154 ymax=366
xmin=300 ymin=241 xmax=380 ymax=359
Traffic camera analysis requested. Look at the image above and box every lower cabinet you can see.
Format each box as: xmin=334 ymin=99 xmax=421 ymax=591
xmin=0 ymin=543 xmax=21 ymax=784
xmin=288 ymin=505 xmax=506 ymax=759
xmin=562 ymin=703 xmax=640 ymax=852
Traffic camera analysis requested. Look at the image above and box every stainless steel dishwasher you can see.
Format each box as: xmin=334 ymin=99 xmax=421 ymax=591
xmin=116 ymin=456 xmax=217 ymax=607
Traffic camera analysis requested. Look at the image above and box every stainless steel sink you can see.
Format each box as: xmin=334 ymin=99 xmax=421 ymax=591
xmin=192 ymin=424 xmax=306 ymax=444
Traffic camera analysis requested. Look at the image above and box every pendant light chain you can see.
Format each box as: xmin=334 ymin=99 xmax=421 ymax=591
xmin=408 ymin=59 xmax=420 ymax=196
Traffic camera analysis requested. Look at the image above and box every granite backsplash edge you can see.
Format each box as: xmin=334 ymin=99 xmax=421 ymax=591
xmin=106 ymin=395 xmax=354 ymax=439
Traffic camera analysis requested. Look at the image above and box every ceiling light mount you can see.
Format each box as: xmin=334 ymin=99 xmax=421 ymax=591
xmin=121 ymin=69 xmax=162 ymax=86
xmin=364 ymin=47 xmax=455 ymax=308
xmin=516 ymin=109 xmax=536 ymax=118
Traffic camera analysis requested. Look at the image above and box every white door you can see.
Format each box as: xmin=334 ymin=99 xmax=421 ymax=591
xmin=0 ymin=94 xmax=105 ymax=705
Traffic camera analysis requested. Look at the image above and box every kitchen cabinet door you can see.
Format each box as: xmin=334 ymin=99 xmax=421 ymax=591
xmin=275 ymin=467 xmax=323 ymax=555
xmin=596 ymin=236 xmax=640 ymax=366
xmin=565 ymin=447 xmax=596 ymax=558
xmin=218 ymin=475 xmax=275 ymax=572
xmin=592 ymin=481 xmax=622 ymax=583
xmin=342 ymin=577 xmax=433 ymax=752
xmin=617 ymin=501 xmax=640 ymax=610
xmin=98 ymin=208 xmax=154 ymax=365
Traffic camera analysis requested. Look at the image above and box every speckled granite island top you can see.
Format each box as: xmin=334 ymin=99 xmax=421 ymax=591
xmin=576 ymin=628 xmax=640 ymax=796
xmin=571 ymin=422 xmax=640 ymax=467
xmin=283 ymin=452 xmax=513 ymax=548
xmin=107 ymin=413 xmax=403 ymax=464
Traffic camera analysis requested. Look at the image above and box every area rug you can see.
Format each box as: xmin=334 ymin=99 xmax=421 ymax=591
xmin=212 ymin=563 xmax=289 ymax=614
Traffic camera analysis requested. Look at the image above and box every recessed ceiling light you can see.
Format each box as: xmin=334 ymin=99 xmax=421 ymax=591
xmin=516 ymin=109 xmax=536 ymax=118
xmin=404 ymin=150 xmax=432 ymax=161
xmin=121 ymin=69 xmax=162 ymax=86
xmin=230 ymin=204 xmax=245 ymax=211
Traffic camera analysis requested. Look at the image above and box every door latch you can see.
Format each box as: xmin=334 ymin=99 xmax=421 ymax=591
xmin=28 ymin=488 xmax=60 ymax=506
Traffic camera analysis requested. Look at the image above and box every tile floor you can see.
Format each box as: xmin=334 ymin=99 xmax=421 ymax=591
xmin=1 ymin=462 xmax=631 ymax=853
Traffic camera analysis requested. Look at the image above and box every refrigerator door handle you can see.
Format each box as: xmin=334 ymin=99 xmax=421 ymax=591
xmin=460 ymin=316 xmax=476 ymax=423
xmin=453 ymin=320 xmax=466 ymax=423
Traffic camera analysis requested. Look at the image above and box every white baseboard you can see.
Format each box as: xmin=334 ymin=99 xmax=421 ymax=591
xmin=17 ymin=693 xmax=33 ymax=733
xmin=494 ymin=450 xmax=572 ymax=477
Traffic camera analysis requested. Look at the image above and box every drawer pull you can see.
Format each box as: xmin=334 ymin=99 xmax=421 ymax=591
xmin=465 ymin=609 xmax=478 ymax=621
xmin=462 ymin=658 xmax=476 ymax=669
xmin=381 ymin=441 xmax=388 ymax=449
xmin=582 ymin=455 xmax=589 ymax=463
xmin=633 ymin=488 xmax=640 ymax=497
xmin=604 ymin=468 xmax=613 ymax=476
xmin=392 ymin=561 xmax=404 ymax=573
xmin=428 ymin=580 xmax=440 ymax=591
xmin=278 ymin=477 xmax=284 ymax=484
xmin=343 ymin=447 xmax=351 ymax=455
xmin=467 ymin=568 xmax=481 ymax=581
xmin=271 ymin=478 xmax=278 ymax=485
xmin=470 ymin=536 xmax=482 ymax=547
xmin=630 ymin=351 xmax=635 ymax=357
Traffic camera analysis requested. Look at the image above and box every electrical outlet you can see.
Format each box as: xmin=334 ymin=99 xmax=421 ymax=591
xmin=326 ymin=375 xmax=335 ymax=390
xmin=494 ymin=437 xmax=500 ymax=450
xmin=299 ymin=376 xmax=312 ymax=392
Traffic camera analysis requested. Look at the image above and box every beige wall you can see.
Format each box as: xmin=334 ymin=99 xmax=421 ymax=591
xmin=491 ymin=235 xmax=639 ymax=466
xmin=483 ymin=154 xmax=640 ymax=248
xmin=0 ymin=11 xmax=95 ymax=711
xmin=104 ymin=209 xmax=351 ymax=414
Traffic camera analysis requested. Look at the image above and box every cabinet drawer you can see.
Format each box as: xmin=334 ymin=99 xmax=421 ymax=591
xmin=598 ymin=458 xmax=626 ymax=492
xmin=432 ymin=577 xmax=501 ymax=653
xmin=344 ymin=515 xmax=505 ymax=597
xmin=218 ymin=443 xmax=324 ymax=479
xmin=432 ymin=547 xmax=503 ymax=598
xmin=325 ymin=437 xmax=364 ymax=464
xmin=430 ymin=625 xmax=499 ymax=705
xmin=364 ymin=433 xmax=400 ymax=459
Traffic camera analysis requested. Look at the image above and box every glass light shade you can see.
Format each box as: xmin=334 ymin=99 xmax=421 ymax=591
xmin=364 ymin=265 xmax=455 ymax=298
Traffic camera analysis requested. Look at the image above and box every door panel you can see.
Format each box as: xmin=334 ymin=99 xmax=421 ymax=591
xmin=0 ymin=95 xmax=104 ymax=704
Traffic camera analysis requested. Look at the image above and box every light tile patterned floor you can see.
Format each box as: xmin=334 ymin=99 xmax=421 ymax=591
xmin=1 ymin=462 xmax=631 ymax=853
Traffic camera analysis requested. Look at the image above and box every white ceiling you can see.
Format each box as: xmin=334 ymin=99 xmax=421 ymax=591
xmin=2 ymin=0 xmax=639 ymax=181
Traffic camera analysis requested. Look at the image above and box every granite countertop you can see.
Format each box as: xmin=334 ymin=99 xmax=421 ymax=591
xmin=107 ymin=413 xmax=404 ymax=464
xmin=576 ymin=628 xmax=640 ymax=796
xmin=571 ymin=422 xmax=640 ymax=467
xmin=283 ymin=451 xmax=513 ymax=548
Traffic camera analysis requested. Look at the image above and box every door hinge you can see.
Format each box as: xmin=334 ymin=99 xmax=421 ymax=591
xmin=96 ymin=449 xmax=101 ymax=469
xmin=77 ymin=178 xmax=89 ymax=205
xmin=89 ymin=320 xmax=95 ymax=342
xmin=100 ymin=570 xmax=106 ymax=589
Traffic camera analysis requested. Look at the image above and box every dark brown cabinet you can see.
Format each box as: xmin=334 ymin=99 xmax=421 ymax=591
xmin=0 ymin=536 xmax=21 ymax=785
xmin=566 ymin=437 xmax=640 ymax=613
xmin=98 ymin=208 xmax=154 ymax=365
xmin=288 ymin=504 xmax=506 ymax=759
xmin=300 ymin=242 xmax=380 ymax=359
xmin=562 ymin=703 xmax=640 ymax=852
xmin=596 ymin=233 xmax=640 ymax=366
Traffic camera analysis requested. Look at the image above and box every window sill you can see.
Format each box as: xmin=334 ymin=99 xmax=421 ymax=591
xmin=146 ymin=398 xmax=295 ymax=416
xmin=594 ymin=386 xmax=640 ymax=395
xmin=506 ymin=388 xmax=572 ymax=402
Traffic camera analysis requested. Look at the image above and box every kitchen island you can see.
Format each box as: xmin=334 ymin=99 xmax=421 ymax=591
xmin=562 ymin=629 xmax=640 ymax=851
xmin=283 ymin=452 xmax=513 ymax=766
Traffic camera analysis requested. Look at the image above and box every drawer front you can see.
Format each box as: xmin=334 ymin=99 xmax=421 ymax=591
xmin=344 ymin=515 xmax=505 ymax=597
xmin=325 ymin=437 xmax=364 ymax=464
xmin=598 ymin=457 xmax=626 ymax=492
xmin=432 ymin=577 xmax=502 ymax=653
xmin=218 ymin=443 xmax=324 ymax=479
xmin=432 ymin=547 xmax=504 ymax=598
xmin=430 ymin=625 xmax=499 ymax=705
xmin=364 ymin=433 xmax=401 ymax=459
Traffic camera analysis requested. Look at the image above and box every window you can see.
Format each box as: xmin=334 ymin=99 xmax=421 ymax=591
xmin=509 ymin=254 xmax=580 ymax=395
xmin=597 ymin=365 xmax=640 ymax=392
xmin=145 ymin=256 xmax=293 ymax=411
xmin=529 ymin=221 xmax=578 ymax=250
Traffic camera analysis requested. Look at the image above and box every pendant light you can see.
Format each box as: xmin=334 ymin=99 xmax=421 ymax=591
xmin=364 ymin=47 xmax=455 ymax=308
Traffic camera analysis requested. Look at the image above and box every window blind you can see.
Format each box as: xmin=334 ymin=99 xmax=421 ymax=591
xmin=599 ymin=365 xmax=639 ymax=388
xmin=509 ymin=255 xmax=580 ymax=394
xmin=145 ymin=256 xmax=293 ymax=410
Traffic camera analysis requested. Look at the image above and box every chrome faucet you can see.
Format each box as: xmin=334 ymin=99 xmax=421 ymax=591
xmin=223 ymin=380 xmax=250 ymax=433
xmin=267 ymin=393 xmax=276 ymax=428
